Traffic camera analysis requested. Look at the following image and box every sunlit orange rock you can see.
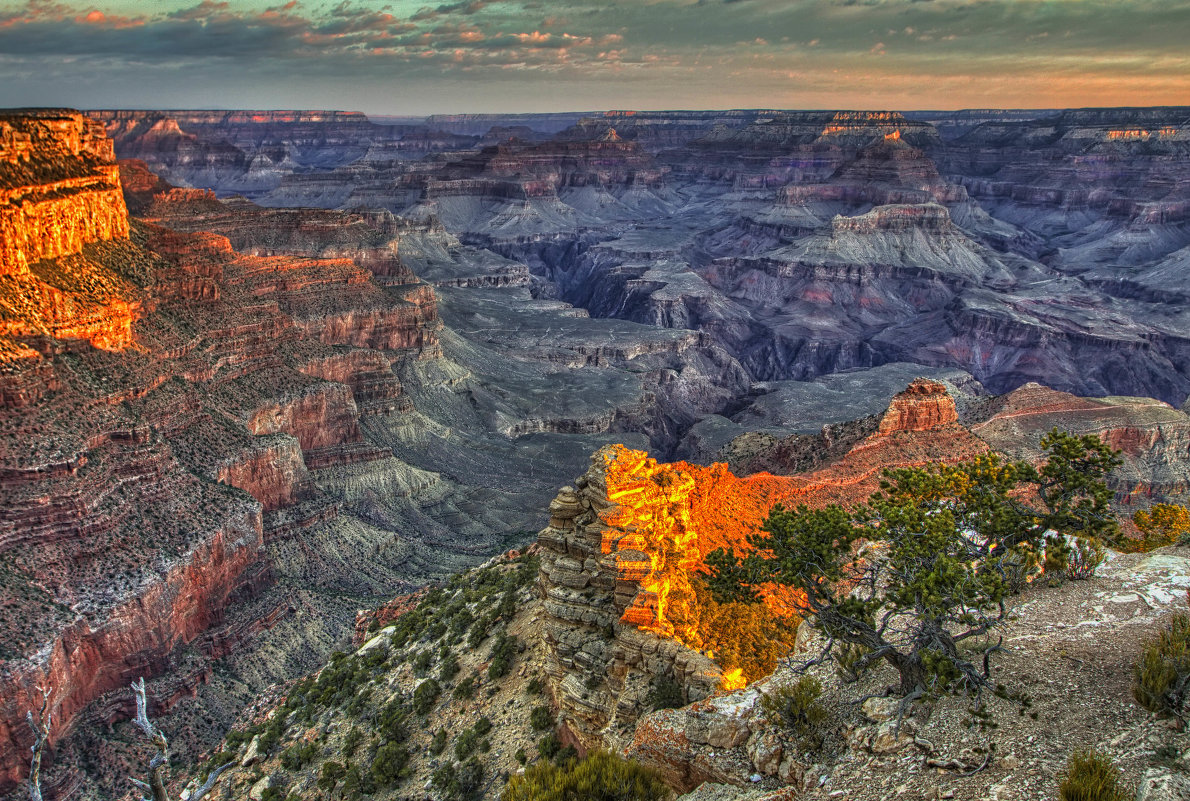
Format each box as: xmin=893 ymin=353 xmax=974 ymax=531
xmin=0 ymin=110 xmax=140 ymax=354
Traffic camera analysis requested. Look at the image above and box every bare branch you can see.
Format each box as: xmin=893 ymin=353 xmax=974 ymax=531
xmin=26 ymin=686 xmax=51 ymax=801
xmin=189 ymin=762 xmax=235 ymax=801
xmin=130 ymin=678 xmax=170 ymax=801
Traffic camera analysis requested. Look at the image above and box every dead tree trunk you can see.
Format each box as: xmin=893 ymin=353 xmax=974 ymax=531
xmin=25 ymin=686 xmax=51 ymax=801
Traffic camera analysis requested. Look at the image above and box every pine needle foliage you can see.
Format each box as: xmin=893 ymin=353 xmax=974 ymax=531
xmin=707 ymin=431 xmax=1120 ymax=697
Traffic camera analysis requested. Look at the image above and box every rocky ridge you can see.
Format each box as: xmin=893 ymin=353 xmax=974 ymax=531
xmin=180 ymin=376 xmax=1190 ymax=801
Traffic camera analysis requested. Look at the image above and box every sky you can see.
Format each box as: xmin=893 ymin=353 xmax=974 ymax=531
xmin=0 ymin=0 xmax=1187 ymax=115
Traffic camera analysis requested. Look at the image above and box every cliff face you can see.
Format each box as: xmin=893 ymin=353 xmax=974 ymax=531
xmin=537 ymin=447 xmax=726 ymax=753
xmin=0 ymin=111 xmax=139 ymax=353
xmin=0 ymin=119 xmax=446 ymax=798
xmin=537 ymin=382 xmax=986 ymax=754
xmin=0 ymin=111 xmax=128 ymax=271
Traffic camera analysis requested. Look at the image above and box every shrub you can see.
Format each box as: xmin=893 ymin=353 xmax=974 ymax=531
xmin=554 ymin=745 xmax=577 ymax=766
xmin=318 ymin=761 xmax=346 ymax=791
xmin=1058 ymin=749 xmax=1129 ymax=801
xmin=413 ymin=649 xmax=433 ymax=675
xmin=1131 ymin=504 xmax=1190 ymax=552
xmin=474 ymin=716 xmax=493 ymax=736
xmin=761 ymin=676 xmax=827 ymax=750
xmin=489 ymin=631 xmax=518 ymax=679
xmin=372 ymin=742 xmax=411 ymax=786
xmin=342 ymin=764 xmax=375 ymax=797
xmin=455 ymin=727 xmax=480 ymax=760
xmin=343 ymin=726 xmax=363 ymax=755
xmin=1066 ymin=538 xmax=1106 ymax=580
xmin=645 ymin=676 xmax=684 ymax=711
xmin=453 ymin=675 xmax=477 ymax=700
xmin=440 ymin=654 xmax=460 ymax=683
xmin=526 ymin=677 xmax=545 ymax=696
xmin=529 ymin=705 xmax=554 ymax=730
xmin=501 ymin=750 xmax=672 ymax=801
xmin=536 ymin=733 xmax=561 ymax=761
xmin=1133 ymin=612 xmax=1190 ymax=720
xmin=433 ymin=758 xmax=485 ymax=801
xmin=430 ymin=728 xmax=448 ymax=755
xmin=413 ymin=678 xmax=441 ymax=716
xmin=377 ymin=698 xmax=408 ymax=742
xmin=279 ymin=741 xmax=317 ymax=770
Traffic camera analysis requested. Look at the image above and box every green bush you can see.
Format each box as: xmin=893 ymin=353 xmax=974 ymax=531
xmin=413 ymin=649 xmax=433 ymax=675
xmin=501 ymin=750 xmax=672 ymax=801
xmin=526 ymin=677 xmax=545 ymax=696
xmin=372 ymin=742 xmax=411 ymax=786
xmin=440 ymin=654 xmax=461 ymax=683
xmin=1059 ymin=750 xmax=1129 ymax=801
xmin=536 ymin=733 xmax=561 ymax=761
xmin=377 ymin=698 xmax=408 ymax=742
xmin=279 ymin=741 xmax=317 ymax=770
xmin=1066 ymin=538 xmax=1106 ymax=580
xmin=474 ymin=716 xmax=493 ymax=736
xmin=489 ymin=631 xmax=518 ymax=679
xmin=530 ymin=705 xmax=554 ymax=730
xmin=453 ymin=675 xmax=477 ymax=700
xmin=317 ymin=761 xmax=346 ymax=791
xmin=343 ymin=726 xmax=363 ymax=756
xmin=1134 ymin=612 xmax=1190 ymax=719
xmin=761 ymin=676 xmax=827 ymax=750
xmin=413 ymin=678 xmax=441 ymax=716
xmin=430 ymin=728 xmax=448 ymax=755
xmin=433 ymin=758 xmax=485 ymax=801
xmin=455 ymin=727 xmax=480 ymax=760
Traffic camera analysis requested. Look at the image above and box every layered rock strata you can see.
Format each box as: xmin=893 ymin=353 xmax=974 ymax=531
xmin=0 ymin=111 xmax=140 ymax=352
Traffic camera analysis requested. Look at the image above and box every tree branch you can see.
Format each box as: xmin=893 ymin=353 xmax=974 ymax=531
xmin=130 ymin=678 xmax=170 ymax=801
xmin=26 ymin=685 xmax=51 ymax=801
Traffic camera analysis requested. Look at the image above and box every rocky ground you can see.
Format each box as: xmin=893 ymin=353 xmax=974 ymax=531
xmin=178 ymin=501 xmax=1190 ymax=801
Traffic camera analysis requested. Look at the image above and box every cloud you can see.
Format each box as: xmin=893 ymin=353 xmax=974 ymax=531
xmin=0 ymin=0 xmax=1185 ymax=112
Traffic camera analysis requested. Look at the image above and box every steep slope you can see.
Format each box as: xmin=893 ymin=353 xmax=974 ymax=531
xmin=181 ymin=377 xmax=1190 ymax=801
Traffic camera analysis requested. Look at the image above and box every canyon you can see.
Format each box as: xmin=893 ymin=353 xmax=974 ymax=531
xmin=2 ymin=105 xmax=1190 ymax=800
xmin=93 ymin=106 xmax=1190 ymax=404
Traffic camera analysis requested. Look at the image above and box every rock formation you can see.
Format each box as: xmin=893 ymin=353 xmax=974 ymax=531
xmin=0 ymin=110 xmax=140 ymax=351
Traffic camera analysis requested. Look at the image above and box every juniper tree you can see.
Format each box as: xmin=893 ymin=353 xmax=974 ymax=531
xmin=706 ymin=430 xmax=1120 ymax=698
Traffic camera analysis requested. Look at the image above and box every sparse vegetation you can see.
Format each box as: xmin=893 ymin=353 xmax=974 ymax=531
xmin=1058 ymin=749 xmax=1130 ymax=801
xmin=761 ymin=675 xmax=828 ymax=751
xmin=1133 ymin=610 xmax=1190 ymax=722
xmin=187 ymin=551 xmax=542 ymax=798
xmin=501 ymin=750 xmax=673 ymax=801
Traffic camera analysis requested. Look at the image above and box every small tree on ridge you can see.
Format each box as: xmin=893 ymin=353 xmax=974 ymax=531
xmin=706 ymin=430 xmax=1120 ymax=699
